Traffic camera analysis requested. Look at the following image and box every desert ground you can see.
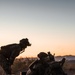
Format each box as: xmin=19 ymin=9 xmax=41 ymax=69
xmin=0 ymin=57 xmax=75 ymax=75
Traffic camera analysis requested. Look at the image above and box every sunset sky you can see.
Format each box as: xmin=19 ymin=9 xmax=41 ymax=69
xmin=0 ymin=0 xmax=75 ymax=57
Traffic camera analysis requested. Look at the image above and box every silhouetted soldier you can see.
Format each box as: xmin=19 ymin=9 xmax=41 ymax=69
xmin=26 ymin=52 xmax=67 ymax=75
xmin=0 ymin=38 xmax=31 ymax=75
xmin=26 ymin=52 xmax=50 ymax=75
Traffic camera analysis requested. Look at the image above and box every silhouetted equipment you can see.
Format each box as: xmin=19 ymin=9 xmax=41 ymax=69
xmin=0 ymin=38 xmax=31 ymax=74
xmin=48 ymin=51 xmax=55 ymax=62
xmin=26 ymin=52 xmax=67 ymax=75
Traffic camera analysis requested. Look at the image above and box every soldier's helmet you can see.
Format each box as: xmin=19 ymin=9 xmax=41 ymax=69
xmin=37 ymin=52 xmax=48 ymax=60
xmin=20 ymin=38 xmax=31 ymax=46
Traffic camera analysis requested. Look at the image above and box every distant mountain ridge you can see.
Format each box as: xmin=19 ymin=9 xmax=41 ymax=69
xmin=55 ymin=55 xmax=75 ymax=61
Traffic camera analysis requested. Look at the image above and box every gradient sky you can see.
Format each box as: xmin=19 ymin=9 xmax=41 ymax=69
xmin=0 ymin=0 xmax=75 ymax=57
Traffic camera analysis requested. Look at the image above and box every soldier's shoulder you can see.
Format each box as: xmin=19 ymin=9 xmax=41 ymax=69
xmin=1 ymin=43 xmax=19 ymax=49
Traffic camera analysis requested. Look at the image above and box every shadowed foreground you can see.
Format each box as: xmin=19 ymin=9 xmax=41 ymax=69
xmin=0 ymin=58 xmax=75 ymax=75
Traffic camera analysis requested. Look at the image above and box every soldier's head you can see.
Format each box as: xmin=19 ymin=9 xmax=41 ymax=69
xmin=37 ymin=52 xmax=50 ymax=62
xmin=19 ymin=38 xmax=31 ymax=49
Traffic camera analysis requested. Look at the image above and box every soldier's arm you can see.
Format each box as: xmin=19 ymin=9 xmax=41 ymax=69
xmin=9 ymin=46 xmax=21 ymax=64
xmin=29 ymin=59 xmax=39 ymax=71
xmin=60 ymin=58 xmax=66 ymax=67
xmin=9 ymin=51 xmax=19 ymax=64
